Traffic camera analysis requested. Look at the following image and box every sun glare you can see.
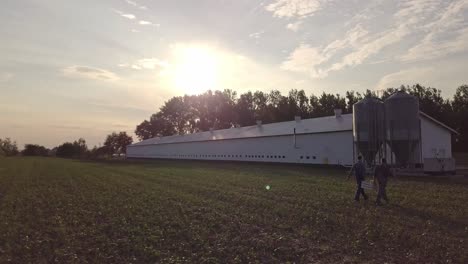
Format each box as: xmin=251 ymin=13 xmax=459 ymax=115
xmin=171 ymin=45 xmax=219 ymax=94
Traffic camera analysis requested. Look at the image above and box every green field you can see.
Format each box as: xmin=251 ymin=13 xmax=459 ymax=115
xmin=0 ymin=157 xmax=466 ymax=263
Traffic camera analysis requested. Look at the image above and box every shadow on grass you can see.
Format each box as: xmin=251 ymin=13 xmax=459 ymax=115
xmin=77 ymin=158 xmax=348 ymax=177
xmin=388 ymin=203 xmax=467 ymax=231
xmin=395 ymin=174 xmax=468 ymax=186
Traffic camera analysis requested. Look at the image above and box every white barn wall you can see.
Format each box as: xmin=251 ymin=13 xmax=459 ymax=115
xmin=421 ymin=116 xmax=452 ymax=159
xmin=127 ymin=131 xmax=354 ymax=166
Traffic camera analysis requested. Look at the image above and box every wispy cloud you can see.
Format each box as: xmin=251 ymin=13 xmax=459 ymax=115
xmin=112 ymin=9 xmax=136 ymax=20
xmin=63 ymin=66 xmax=119 ymax=81
xmin=286 ymin=21 xmax=303 ymax=32
xmin=377 ymin=67 xmax=436 ymax=90
xmin=139 ymin=20 xmax=159 ymax=26
xmin=279 ymin=0 xmax=468 ymax=79
xmin=248 ymin=30 xmax=265 ymax=39
xmin=401 ymin=0 xmax=468 ymax=62
xmin=281 ymin=44 xmax=327 ymax=78
xmin=119 ymin=58 xmax=169 ymax=70
xmin=265 ymin=0 xmax=328 ymax=18
xmin=125 ymin=0 xmax=148 ymax=10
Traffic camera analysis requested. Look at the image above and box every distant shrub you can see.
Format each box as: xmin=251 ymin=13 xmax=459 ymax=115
xmin=56 ymin=138 xmax=88 ymax=159
xmin=22 ymin=144 xmax=49 ymax=156
xmin=0 ymin=138 xmax=19 ymax=156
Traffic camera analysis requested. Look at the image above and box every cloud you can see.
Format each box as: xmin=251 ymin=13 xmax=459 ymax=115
xmin=279 ymin=0 xmax=468 ymax=79
xmin=401 ymin=0 xmax=468 ymax=62
xmin=377 ymin=67 xmax=436 ymax=90
xmin=63 ymin=66 xmax=119 ymax=81
xmin=281 ymin=44 xmax=327 ymax=78
xmin=122 ymin=14 xmax=136 ymax=19
xmin=113 ymin=9 xmax=136 ymax=20
xmin=286 ymin=21 xmax=303 ymax=32
xmin=281 ymin=23 xmax=369 ymax=78
xmin=139 ymin=20 xmax=159 ymax=26
xmin=0 ymin=72 xmax=13 ymax=83
xmin=248 ymin=30 xmax=265 ymax=39
xmin=265 ymin=0 xmax=328 ymax=18
xmin=119 ymin=58 xmax=170 ymax=70
xmin=125 ymin=0 xmax=148 ymax=10
xmin=325 ymin=24 xmax=410 ymax=76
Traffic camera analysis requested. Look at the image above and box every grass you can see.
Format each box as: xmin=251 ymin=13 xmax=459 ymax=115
xmin=0 ymin=157 xmax=467 ymax=263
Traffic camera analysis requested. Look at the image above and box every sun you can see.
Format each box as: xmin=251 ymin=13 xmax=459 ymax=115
xmin=171 ymin=45 xmax=219 ymax=94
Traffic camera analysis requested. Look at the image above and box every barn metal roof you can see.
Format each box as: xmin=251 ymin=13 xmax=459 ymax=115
xmin=129 ymin=111 xmax=458 ymax=147
xmin=130 ymin=114 xmax=353 ymax=146
xmin=419 ymin=111 xmax=459 ymax=135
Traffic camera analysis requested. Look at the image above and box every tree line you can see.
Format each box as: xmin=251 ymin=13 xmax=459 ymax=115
xmin=135 ymin=84 xmax=468 ymax=151
xmin=2 ymin=83 xmax=467 ymax=157
xmin=0 ymin=132 xmax=133 ymax=159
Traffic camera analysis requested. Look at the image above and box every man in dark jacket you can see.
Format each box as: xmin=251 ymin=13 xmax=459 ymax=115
xmin=348 ymin=156 xmax=368 ymax=201
xmin=374 ymin=158 xmax=392 ymax=206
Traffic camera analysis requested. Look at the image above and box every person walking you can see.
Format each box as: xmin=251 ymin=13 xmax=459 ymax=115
xmin=374 ymin=158 xmax=392 ymax=206
xmin=348 ymin=156 xmax=368 ymax=201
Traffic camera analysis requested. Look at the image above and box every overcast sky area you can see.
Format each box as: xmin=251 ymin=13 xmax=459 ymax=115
xmin=1 ymin=0 xmax=468 ymax=148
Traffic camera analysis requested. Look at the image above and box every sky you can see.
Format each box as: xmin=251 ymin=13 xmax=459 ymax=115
xmin=1 ymin=0 xmax=467 ymax=148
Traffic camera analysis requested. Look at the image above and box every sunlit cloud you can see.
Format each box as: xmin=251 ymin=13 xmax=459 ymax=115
xmin=278 ymin=0 xmax=468 ymax=79
xmin=401 ymin=0 xmax=468 ymax=62
xmin=377 ymin=67 xmax=436 ymax=90
xmin=139 ymin=20 xmax=159 ymax=26
xmin=112 ymin=9 xmax=136 ymax=20
xmin=286 ymin=21 xmax=303 ymax=32
xmin=125 ymin=0 xmax=148 ymax=10
xmin=265 ymin=0 xmax=328 ymax=18
xmin=119 ymin=58 xmax=169 ymax=70
xmin=62 ymin=66 xmax=119 ymax=81
xmin=248 ymin=30 xmax=265 ymax=39
xmin=281 ymin=44 xmax=325 ymax=73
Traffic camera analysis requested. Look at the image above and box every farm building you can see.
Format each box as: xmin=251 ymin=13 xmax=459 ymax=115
xmin=127 ymin=92 xmax=458 ymax=172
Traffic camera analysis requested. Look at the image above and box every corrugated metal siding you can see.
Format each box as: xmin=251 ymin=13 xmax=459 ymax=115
xmin=127 ymin=131 xmax=355 ymax=166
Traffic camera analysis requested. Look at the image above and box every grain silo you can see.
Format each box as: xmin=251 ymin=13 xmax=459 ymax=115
xmin=353 ymin=97 xmax=386 ymax=166
xmin=384 ymin=91 xmax=421 ymax=166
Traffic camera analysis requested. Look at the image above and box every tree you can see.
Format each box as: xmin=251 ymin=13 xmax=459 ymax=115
xmin=22 ymin=144 xmax=49 ymax=156
xmin=89 ymin=145 xmax=109 ymax=159
xmin=345 ymin=91 xmax=363 ymax=113
xmin=56 ymin=138 xmax=88 ymax=158
xmin=452 ymin=85 xmax=468 ymax=151
xmin=104 ymin=132 xmax=133 ymax=155
xmin=235 ymin=91 xmax=256 ymax=126
xmin=134 ymin=84 xmax=465 ymax=151
xmin=0 ymin=138 xmax=19 ymax=156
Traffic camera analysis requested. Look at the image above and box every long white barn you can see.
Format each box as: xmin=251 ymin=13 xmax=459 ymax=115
xmin=127 ymin=111 xmax=458 ymax=167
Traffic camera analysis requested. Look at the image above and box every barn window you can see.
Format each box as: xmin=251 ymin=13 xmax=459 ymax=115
xmin=300 ymin=156 xmax=303 ymax=159
xmin=306 ymin=156 xmax=310 ymax=159
xmin=313 ymin=156 xmax=316 ymax=159
xmin=262 ymin=155 xmax=264 ymax=158
xmin=282 ymin=156 xmax=286 ymax=158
